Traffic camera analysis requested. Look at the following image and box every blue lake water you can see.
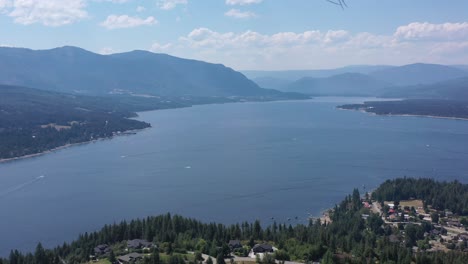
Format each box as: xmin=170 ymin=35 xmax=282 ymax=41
xmin=1 ymin=97 xmax=468 ymax=255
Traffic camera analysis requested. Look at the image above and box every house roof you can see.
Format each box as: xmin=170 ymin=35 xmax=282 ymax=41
xmin=252 ymin=244 xmax=273 ymax=252
xmin=118 ymin=253 xmax=143 ymax=262
xmin=389 ymin=235 xmax=400 ymax=243
xmin=127 ymin=239 xmax=152 ymax=248
xmin=229 ymin=240 xmax=241 ymax=246
xmin=95 ymin=244 xmax=109 ymax=250
xmin=94 ymin=244 xmax=110 ymax=254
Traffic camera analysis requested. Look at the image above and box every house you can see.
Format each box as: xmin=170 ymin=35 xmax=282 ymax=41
xmin=430 ymin=229 xmax=441 ymax=236
xmin=228 ymin=240 xmax=242 ymax=249
xmin=249 ymin=244 xmax=276 ymax=259
xmin=389 ymin=234 xmax=400 ymax=243
xmin=127 ymin=239 xmax=153 ymax=249
xmin=252 ymin=244 xmax=274 ymax=254
xmin=459 ymin=233 xmax=468 ymax=241
xmin=118 ymin=253 xmax=144 ymax=264
xmin=94 ymin=244 xmax=111 ymax=255
xmin=388 ymin=214 xmax=397 ymax=221
xmin=447 ymin=220 xmax=462 ymax=228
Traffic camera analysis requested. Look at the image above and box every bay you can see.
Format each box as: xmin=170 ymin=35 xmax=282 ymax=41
xmin=1 ymin=97 xmax=468 ymax=255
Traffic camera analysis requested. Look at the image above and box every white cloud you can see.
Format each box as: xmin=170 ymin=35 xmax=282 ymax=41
xmin=99 ymin=47 xmax=117 ymax=55
xmin=136 ymin=5 xmax=146 ymax=12
xmin=150 ymin=42 xmax=172 ymax=52
xmin=226 ymin=0 xmax=262 ymax=5
xmin=159 ymin=22 xmax=468 ymax=70
xmin=5 ymin=0 xmax=87 ymax=26
xmin=100 ymin=14 xmax=157 ymax=29
xmin=157 ymin=0 xmax=187 ymax=10
xmin=0 ymin=0 xmax=12 ymax=12
xmin=95 ymin=0 xmax=131 ymax=3
xmin=395 ymin=22 xmax=468 ymax=41
xmin=224 ymin=9 xmax=256 ymax=19
xmin=181 ymin=28 xmax=350 ymax=49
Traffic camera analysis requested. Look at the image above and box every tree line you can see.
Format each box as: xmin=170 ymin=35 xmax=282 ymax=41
xmin=2 ymin=179 xmax=468 ymax=264
xmin=372 ymin=177 xmax=468 ymax=215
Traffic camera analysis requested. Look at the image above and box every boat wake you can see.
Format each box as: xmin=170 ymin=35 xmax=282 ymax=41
xmin=0 ymin=175 xmax=45 ymax=197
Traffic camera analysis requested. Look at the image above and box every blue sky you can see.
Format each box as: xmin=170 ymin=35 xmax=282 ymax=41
xmin=1 ymin=0 xmax=468 ymax=70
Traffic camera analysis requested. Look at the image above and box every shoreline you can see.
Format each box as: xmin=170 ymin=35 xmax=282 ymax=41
xmin=0 ymin=97 xmax=309 ymax=165
xmin=338 ymin=107 xmax=468 ymax=121
xmin=0 ymin=128 xmax=148 ymax=164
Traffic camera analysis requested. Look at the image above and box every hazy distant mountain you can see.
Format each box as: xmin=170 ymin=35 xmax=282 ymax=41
xmin=452 ymin=65 xmax=468 ymax=73
xmin=284 ymin=73 xmax=392 ymax=96
xmin=370 ymin=63 xmax=468 ymax=86
xmin=243 ymin=65 xmax=394 ymax=81
xmin=0 ymin=46 xmax=276 ymax=97
xmin=382 ymin=77 xmax=468 ymax=100
xmin=251 ymin=77 xmax=292 ymax=90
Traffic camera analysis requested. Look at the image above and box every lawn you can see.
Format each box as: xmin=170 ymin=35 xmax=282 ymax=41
xmin=85 ymin=259 xmax=111 ymax=264
xmin=400 ymin=200 xmax=424 ymax=210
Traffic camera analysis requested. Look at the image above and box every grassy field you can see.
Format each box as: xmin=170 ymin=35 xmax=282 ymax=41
xmin=384 ymin=199 xmax=424 ymax=214
xmin=160 ymin=253 xmax=195 ymax=262
xmin=399 ymin=200 xmax=424 ymax=208
xmin=85 ymin=259 xmax=111 ymax=264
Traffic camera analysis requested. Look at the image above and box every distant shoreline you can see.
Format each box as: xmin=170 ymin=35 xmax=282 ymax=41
xmin=0 ymin=97 xmax=310 ymax=164
xmin=0 ymin=128 xmax=148 ymax=164
xmin=338 ymin=107 xmax=468 ymax=122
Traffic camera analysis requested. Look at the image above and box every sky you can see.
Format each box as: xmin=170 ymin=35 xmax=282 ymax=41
xmin=1 ymin=0 xmax=468 ymax=70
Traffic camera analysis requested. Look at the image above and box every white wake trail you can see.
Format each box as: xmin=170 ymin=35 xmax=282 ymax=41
xmin=0 ymin=175 xmax=45 ymax=197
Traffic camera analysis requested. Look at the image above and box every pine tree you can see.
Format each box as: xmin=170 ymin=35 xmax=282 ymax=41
xmin=109 ymin=250 xmax=116 ymax=264
xmin=34 ymin=243 xmax=47 ymax=264
xmin=217 ymin=253 xmax=226 ymax=264
xmin=152 ymin=247 xmax=160 ymax=264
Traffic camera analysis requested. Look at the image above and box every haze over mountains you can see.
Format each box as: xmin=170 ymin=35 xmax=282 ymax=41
xmin=382 ymin=77 xmax=468 ymax=100
xmin=369 ymin=63 xmax=468 ymax=86
xmin=0 ymin=46 xmax=467 ymax=101
xmin=286 ymin=73 xmax=391 ymax=97
xmin=0 ymin=46 xmax=281 ymax=97
xmin=244 ymin=63 xmax=468 ymax=98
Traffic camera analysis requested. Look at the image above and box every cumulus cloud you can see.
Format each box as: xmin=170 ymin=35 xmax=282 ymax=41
xmin=395 ymin=22 xmax=468 ymax=41
xmin=224 ymin=9 xmax=256 ymax=19
xmin=136 ymin=5 xmax=146 ymax=12
xmin=100 ymin=14 xmax=157 ymax=29
xmin=150 ymin=42 xmax=173 ymax=52
xmin=95 ymin=0 xmax=131 ymax=3
xmin=157 ymin=22 xmax=468 ymax=69
xmin=180 ymin=28 xmax=351 ymax=49
xmin=4 ymin=0 xmax=87 ymax=26
xmin=157 ymin=0 xmax=187 ymax=10
xmin=0 ymin=0 xmax=12 ymax=12
xmin=226 ymin=0 xmax=263 ymax=5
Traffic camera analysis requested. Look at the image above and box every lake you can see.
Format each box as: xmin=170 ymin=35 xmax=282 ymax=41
xmin=1 ymin=97 xmax=468 ymax=255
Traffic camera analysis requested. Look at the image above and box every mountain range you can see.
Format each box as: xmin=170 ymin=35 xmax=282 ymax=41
xmin=1 ymin=46 xmax=467 ymax=100
xmin=285 ymin=73 xmax=392 ymax=96
xmin=0 ymin=46 xmax=280 ymax=97
xmin=369 ymin=63 xmax=468 ymax=86
xmin=382 ymin=77 xmax=468 ymax=100
xmin=246 ymin=63 xmax=468 ymax=98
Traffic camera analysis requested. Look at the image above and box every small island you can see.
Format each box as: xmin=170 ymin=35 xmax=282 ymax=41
xmin=338 ymin=99 xmax=468 ymax=120
xmin=3 ymin=178 xmax=467 ymax=264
